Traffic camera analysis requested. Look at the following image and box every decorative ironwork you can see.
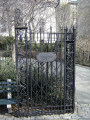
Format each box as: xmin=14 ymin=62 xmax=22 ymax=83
xmin=15 ymin=26 xmax=76 ymax=116
xmin=64 ymin=27 xmax=76 ymax=113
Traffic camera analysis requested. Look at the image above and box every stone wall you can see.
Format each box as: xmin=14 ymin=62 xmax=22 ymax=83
xmin=77 ymin=0 xmax=90 ymax=51
xmin=55 ymin=0 xmax=90 ymax=65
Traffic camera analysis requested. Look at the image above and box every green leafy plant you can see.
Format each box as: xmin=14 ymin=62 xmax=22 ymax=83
xmin=0 ymin=36 xmax=6 ymax=50
xmin=0 ymin=36 xmax=13 ymax=50
xmin=0 ymin=59 xmax=16 ymax=81
xmin=4 ymin=36 xmax=13 ymax=45
xmin=2 ymin=51 xmax=12 ymax=57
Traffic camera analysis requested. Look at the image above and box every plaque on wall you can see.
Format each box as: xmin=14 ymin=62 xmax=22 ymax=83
xmin=36 ymin=52 xmax=56 ymax=62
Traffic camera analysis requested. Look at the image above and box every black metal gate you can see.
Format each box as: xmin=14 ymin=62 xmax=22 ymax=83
xmin=15 ymin=26 xmax=76 ymax=116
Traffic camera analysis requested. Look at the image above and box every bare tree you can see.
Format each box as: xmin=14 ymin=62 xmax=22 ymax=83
xmin=0 ymin=0 xmax=58 ymax=34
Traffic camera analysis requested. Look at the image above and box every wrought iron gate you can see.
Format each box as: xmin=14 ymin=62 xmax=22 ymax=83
xmin=15 ymin=26 xmax=76 ymax=116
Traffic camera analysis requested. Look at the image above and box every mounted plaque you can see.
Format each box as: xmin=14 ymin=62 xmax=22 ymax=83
xmin=36 ymin=52 xmax=56 ymax=62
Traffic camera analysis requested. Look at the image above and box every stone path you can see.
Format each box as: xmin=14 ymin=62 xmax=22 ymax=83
xmin=0 ymin=65 xmax=90 ymax=120
xmin=75 ymin=65 xmax=90 ymax=104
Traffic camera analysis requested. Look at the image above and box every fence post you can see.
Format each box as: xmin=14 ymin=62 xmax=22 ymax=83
xmin=7 ymin=79 xmax=12 ymax=113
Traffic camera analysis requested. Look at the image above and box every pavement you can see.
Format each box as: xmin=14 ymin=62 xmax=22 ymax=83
xmin=75 ymin=65 xmax=90 ymax=104
xmin=0 ymin=64 xmax=90 ymax=120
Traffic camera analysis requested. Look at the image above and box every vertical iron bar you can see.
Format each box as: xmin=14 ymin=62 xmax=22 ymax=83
xmin=60 ymin=27 xmax=63 ymax=112
xmin=46 ymin=61 xmax=48 ymax=104
xmin=25 ymin=24 xmax=29 ymax=115
xmin=46 ymin=38 xmax=48 ymax=103
xmin=50 ymin=27 xmax=53 ymax=109
xmin=38 ymin=62 xmax=39 ymax=81
xmin=41 ymin=63 xmax=43 ymax=104
xmin=64 ymin=27 xmax=67 ymax=113
xmin=15 ymin=28 xmax=20 ymax=115
xmin=37 ymin=32 xmax=39 ymax=103
xmin=40 ymin=28 xmax=43 ymax=105
xmin=29 ymin=27 xmax=32 ymax=109
xmin=34 ymin=67 xmax=35 ymax=80
xmin=34 ymin=66 xmax=37 ymax=103
xmin=55 ymin=33 xmax=58 ymax=105
xmin=46 ymin=33 xmax=50 ymax=104
xmin=34 ymin=40 xmax=37 ymax=102
xmin=73 ymin=27 xmax=76 ymax=112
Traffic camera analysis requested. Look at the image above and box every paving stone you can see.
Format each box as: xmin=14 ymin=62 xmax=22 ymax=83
xmin=62 ymin=115 xmax=71 ymax=119
xmin=79 ymin=118 xmax=90 ymax=120
xmin=30 ymin=116 xmax=45 ymax=120
xmin=71 ymin=114 xmax=82 ymax=119
xmin=77 ymin=106 xmax=90 ymax=115
xmin=4 ymin=116 xmax=14 ymax=119
xmin=53 ymin=119 xmax=70 ymax=120
xmin=71 ymin=119 xmax=79 ymax=120
xmin=14 ymin=118 xmax=22 ymax=120
xmin=52 ymin=115 xmax=63 ymax=119
xmin=78 ymin=109 xmax=87 ymax=114
xmin=6 ymin=118 xmax=14 ymax=120
xmin=43 ymin=116 xmax=54 ymax=120
xmin=29 ymin=117 xmax=36 ymax=120
xmin=79 ymin=114 xmax=90 ymax=119
xmin=0 ymin=115 xmax=4 ymax=119
xmin=22 ymin=118 xmax=31 ymax=120
xmin=84 ymin=113 xmax=90 ymax=118
xmin=80 ymin=104 xmax=90 ymax=107
xmin=53 ymin=116 xmax=63 ymax=119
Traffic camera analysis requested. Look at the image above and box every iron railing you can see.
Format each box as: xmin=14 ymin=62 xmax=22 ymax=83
xmin=14 ymin=26 xmax=76 ymax=116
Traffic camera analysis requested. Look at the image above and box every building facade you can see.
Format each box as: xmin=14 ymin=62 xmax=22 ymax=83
xmin=55 ymin=0 xmax=77 ymax=32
